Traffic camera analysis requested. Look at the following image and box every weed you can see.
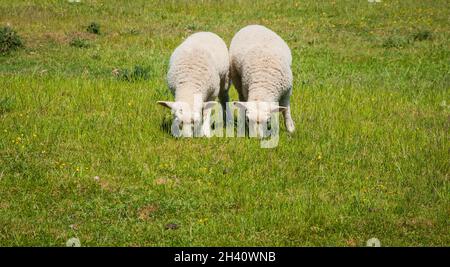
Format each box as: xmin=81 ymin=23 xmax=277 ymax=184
xmin=86 ymin=22 xmax=101 ymax=35
xmin=413 ymin=30 xmax=432 ymax=41
xmin=0 ymin=26 xmax=23 ymax=55
xmin=382 ymin=35 xmax=410 ymax=49
xmin=118 ymin=65 xmax=151 ymax=81
xmin=186 ymin=23 xmax=199 ymax=32
xmin=0 ymin=97 xmax=14 ymax=114
xmin=69 ymin=37 xmax=89 ymax=48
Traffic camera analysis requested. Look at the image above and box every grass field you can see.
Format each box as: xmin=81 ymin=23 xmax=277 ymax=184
xmin=0 ymin=0 xmax=448 ymax=246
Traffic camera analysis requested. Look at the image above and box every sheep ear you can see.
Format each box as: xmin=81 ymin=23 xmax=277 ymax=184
xmin=233 ymin=102 xmax=247 ymax=110
xmin=270 ymin=105 xmax=287 ymax=113
xmin=203 ymin=101 xmax=218 ymax=110
xmin=157 ymin=101 xmax=174 ymax=109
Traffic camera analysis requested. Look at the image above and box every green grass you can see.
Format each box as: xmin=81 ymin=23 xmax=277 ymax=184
xmin=0 ymin=0 xmax=449 ymax=246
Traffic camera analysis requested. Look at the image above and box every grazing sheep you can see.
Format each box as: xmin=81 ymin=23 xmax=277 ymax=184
xmin=158 ymin=32 xmax=230 ymax=136
xmin=230 ymin=25 xmax=295 ymax=134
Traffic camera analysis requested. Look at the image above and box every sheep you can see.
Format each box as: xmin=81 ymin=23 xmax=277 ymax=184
xmin=229 ymin=25 xmax=295 ymax=135
xmin=157 ymin=32 xmax=230 ymax=137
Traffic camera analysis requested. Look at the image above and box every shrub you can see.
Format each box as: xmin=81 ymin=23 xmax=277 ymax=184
xmin=87 ymin=22 xmax=100 ymax=35
xmin=0 ymin=26 xmax=23 ymax=55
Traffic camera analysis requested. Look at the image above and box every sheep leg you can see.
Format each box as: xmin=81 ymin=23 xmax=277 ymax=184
xmin=231 ymin=69 xmax=247 ymax=101
xmin=219 ymin=71 xmax=232 ymax=126
xmin=280 ymin=92 xmax=295 ymax=133
xmin=202 ymin=112 xmax=212 ymax=137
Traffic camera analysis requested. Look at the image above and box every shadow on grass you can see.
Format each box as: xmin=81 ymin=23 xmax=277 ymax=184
xmin=160 ymin=116 xmax=173 ymax=136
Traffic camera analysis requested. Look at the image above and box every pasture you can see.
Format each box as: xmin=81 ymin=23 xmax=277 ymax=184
xmin=0 ymin=0 xmax=448 ymax=246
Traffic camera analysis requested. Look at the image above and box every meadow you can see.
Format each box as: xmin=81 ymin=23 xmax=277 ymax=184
xmin=0 ymin=0 xmax=448 ymax=246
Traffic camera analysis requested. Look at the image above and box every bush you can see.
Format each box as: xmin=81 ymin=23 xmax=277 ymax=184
xmin=87 ymin=22 xmax=100 ymax=35
xmin=69 ymin=37 xmax=89 ymax=48
xmin=118 ymin=65 xmax=150 ymax=82
xmin=0 ymin=26 xmax=23 ymax=55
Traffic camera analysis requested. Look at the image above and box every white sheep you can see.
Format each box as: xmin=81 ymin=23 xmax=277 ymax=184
xmin=230 ymin=25 xmax=295 ymax=134
xmin=158 ymin=32 xmax=230 ymax=136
